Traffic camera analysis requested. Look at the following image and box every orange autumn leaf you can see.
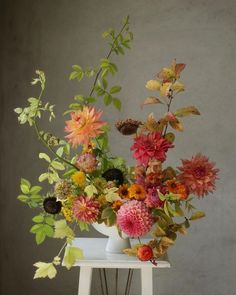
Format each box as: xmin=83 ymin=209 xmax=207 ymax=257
xmin=157 ymin=59 xmax=186 ymax=82
xmin=165 ymin=112 xmax=184 ymax=132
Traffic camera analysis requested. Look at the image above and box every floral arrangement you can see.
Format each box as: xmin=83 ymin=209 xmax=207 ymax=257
xmin=15 ymin=16 xmax=219 ymax=279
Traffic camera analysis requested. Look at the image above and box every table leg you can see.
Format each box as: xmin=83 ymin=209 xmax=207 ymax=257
xmin=141 ymin=268 xmax=153 ymax=295
xmin=78 ymin=266 xmax=93 ymax=295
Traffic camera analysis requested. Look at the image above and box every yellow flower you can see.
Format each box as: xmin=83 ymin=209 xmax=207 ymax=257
xmin=61 ymin=207 xmax=73 ymax=222
xmin=71 ymin=171 xmax=86 ymax=187
xmin=145 ymin=80 xmax=161 ymax=91
xmin=128 ymin=184 xmax=146 ymax=200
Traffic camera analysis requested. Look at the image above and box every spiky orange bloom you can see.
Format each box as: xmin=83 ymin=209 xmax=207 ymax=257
xmin=128 ymin=184 xmax=146 ymax=200
xmin=166 ymin=179 xmax=188 ymax=200
xmin=118 ymin=184 xmax=130 ymax=199
xmin=65 ymin=107 xmax=107 ymax=147
xmin=112 ymin=200 xmax=122 ymax=210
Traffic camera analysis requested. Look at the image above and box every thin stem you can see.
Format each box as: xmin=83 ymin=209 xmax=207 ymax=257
xmin=163 ymin=95 xmax=173 ymax=136
xmin=57 ymin=240 xmax=68 ymax=257
xmin=32 ymin=88 xmax=79 ymax=170
xmin=88 ymin=19 xmax=129 ymax=97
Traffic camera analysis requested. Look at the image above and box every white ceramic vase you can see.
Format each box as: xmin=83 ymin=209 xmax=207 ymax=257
xmin=92 ymin=222 xmax=131 ymax=254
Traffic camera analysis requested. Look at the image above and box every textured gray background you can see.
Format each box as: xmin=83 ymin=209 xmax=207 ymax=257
xmin=1 ymin=0 xmax=236 ymax=294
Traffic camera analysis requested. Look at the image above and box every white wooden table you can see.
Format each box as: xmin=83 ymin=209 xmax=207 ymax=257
xmin=66 ymin=238 xmax=170 ymax=295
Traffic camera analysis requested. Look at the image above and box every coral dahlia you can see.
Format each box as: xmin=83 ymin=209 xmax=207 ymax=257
xmin=64 ymin=106 xmax=107 ymax=147
xmin=178 ymin=154 xmax=219 ymax=197
xmin=117 ymin=200 xmax=153 ymax=237
xmin=72 ymin=196 xmax=100 ymax=223
xmin=131 ymin=132 xmax=174 ymax=166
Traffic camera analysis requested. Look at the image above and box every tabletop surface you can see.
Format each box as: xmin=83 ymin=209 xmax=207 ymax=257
xmin=68 ymin=238 xmax=171 ymax=269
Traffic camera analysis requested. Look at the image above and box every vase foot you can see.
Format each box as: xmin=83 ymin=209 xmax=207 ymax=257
xmin=105 ymin=237 xmax=131 ymax=254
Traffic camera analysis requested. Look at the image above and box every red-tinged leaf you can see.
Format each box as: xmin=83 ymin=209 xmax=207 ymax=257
xmin=142 ymin=96 xmax=163 ymax=108
xmin=174 ymin=106 xmax=200 ymax=117
xmin=175 ymin=63 xmax=186 ymax=78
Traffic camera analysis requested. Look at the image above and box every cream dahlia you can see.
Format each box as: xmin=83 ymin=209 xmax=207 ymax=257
xmin=131 ymin=132 xmax=174 ymax=166
xmin=64 ymin=106 xmax=107 ymax=147
xmin=72 ymin=196 xmax=100 ymax=223
xmin=178 ymin=154 xmax=219 ymax=197
xmin=117 ymin=200 xmax=153 ymax=237
xmin=76 ymin=153 xmax=97 ymax=173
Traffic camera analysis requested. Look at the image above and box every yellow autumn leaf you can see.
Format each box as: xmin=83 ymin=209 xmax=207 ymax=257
xmin=33 ymin=262 xmax=57 ymax=279
xmin=174 ymin=106 xmax=200 ymax=117
xmin=145 ymin=80 xmax=161 ymax=90
xmin=164 ymin=132 xmax=175 ymax=143
xmin=152 ymin=225 xmax=166 ymax=237
xmin=172 ymin=81 xmax=185 ymax=93
xmin=157 ymin=68 xmax=176 ymax=82
xmin=169 ymin=119 xmax=184 ymax=131
xmin=190 ymin=211 xmax=205 ymax=220
xmin=142 ymin=96 xmax=163 ymax=108
xmin=160 ymin=82 xmax=172 ymax=97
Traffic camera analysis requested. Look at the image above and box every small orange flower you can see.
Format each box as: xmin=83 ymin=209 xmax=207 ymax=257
xmin=112 ymin=200 xmax=122 ymax=210
xmin=128 ymin=184 xmax=146 ymax=200
xmin=118 ymin=184 xmax=130 ymax=199
xmin=166 ymin=179 xmax=188 ymax=200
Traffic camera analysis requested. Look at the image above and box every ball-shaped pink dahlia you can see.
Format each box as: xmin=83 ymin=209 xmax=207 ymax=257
xmin=72 ymin=196 xmax=100 ymax=223
xmin=131 ymin=132 xmax=174 ymax=166
xmin=178 ymin=153 xmax=219 ymax=197
xmin=117 ymin=200 xmax=153 ymax=237
xmin=76 ymin=153 xmax=97 ymax=173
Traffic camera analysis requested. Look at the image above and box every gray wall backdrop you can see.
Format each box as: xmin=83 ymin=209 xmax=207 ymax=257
xmin=1 ymin=0 xmax=236 ymax=294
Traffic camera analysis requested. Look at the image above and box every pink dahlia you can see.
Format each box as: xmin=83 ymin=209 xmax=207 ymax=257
xmin=76 ymin=153 xmax=97 ymax=173
xmin=117 ymin=200 xmax=153 ymax=237
xmin=72 ymin=196 xmax=100 ymax=223
xmin=65 ymin=106 xmax=107 ymax=147
xmin=145 ymin=188 xmax=164 ymax=208
xmin=178 ymin=154 xmax=219 ymax=197
xmin=131 ymin=132 xmax=174 ymax=166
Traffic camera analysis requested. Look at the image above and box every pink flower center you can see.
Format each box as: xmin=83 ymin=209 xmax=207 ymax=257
xmin=193 ymin=166 xmax=206 ymax=178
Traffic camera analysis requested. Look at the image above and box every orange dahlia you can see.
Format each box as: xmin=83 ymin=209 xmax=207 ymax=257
xmin=128 ymin=184 xmax=146 ymax=200
xmin=178 ymin=154 xmax=219 ymax=198
xmin=166 ymin=179 xmax=188 ymax=200
xmin=64 ymin=106 xmax=107 ymax=147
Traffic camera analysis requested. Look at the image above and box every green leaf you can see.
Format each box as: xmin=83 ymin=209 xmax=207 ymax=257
xmin=78 ymin=221 xmax=89 ymax=231
xmin=33 ymin=262 xmax=57 ymax=279
xmin=21 ymin=178 xmax=31 ymax=188
xmin=51 ymin=161 xmax=65 ymax=171
xmin=45 ymin=216 xmax=55 ymax=226
xmin=190 ymin=211 xmax=205 ymax=220
xmin=30 ymin=186 xmax=42 ymax=194
xmin=113 ymin=98 xmax=121 ymax=110
xmin=63 ymin=169 xmax=77 ymax=177
xmin=101 ymin=207 xmax=114 ymax=219
xmin=64 ymin=246 xmax=83 ymax=270
xmin=54 ymin=220 xmax=74 ymax=240
xmin=84 ymin=184 xmax=98 ymax=197
xmin=102 ymin=78 xmax=108 ymax=89
xmin=104 ymin=94 xmax=112 ymax=106
xmin=17 ymin=195 xmax=29 ymax=202
xmin=110 ymin=85 xmax=121 ymax=94
xmin=30 ymin=194 xmax=42 ymax=202
xmin=164 ymin=201 xmax=170 ymax=217
xmin=74 ymin=95 xmax=84 ymax=102
xmin=36 ymin=231 xmax=46 ymax=244
xmin=30 ymin=224 xmax=44 ymax=233
xmin=32 ymin=215 xmax=44 ymax=223
xmin=56 ymin=146 xmax=64 ymax=157
xmin=43 ymin=224 xmax=54 ymax=237
xmin=38 ymin=173 xmax=48 ymax=182
xmin=20 ymin=184 xmax=30 ymax=194
xmin=14 ymin=108 xmax=22 ymax=114
xmin=39 ymin=153 xmax=51 ymax=163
